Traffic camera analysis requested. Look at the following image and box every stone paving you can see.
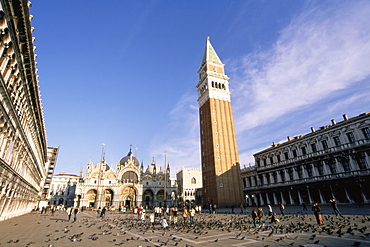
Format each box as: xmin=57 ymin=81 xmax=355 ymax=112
xmin=0 ymin=205 xmax=370 ymax=247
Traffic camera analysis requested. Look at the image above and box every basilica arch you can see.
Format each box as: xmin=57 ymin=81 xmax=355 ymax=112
xmin=143 ymin=189 xmax=154 ymax=208
xmin=157 ymin=190 xmax=165 ymax=207
xmin=103 ymin=189 xmax=114 ymax=207
xmin=86 ymin=189 xmax=97 ymax=208
xmin=120 ymin=186 xmax=137 ymax=209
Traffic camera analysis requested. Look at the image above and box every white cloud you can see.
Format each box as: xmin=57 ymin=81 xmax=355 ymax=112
xmin=232 ymin=1 xmax=370 ymax=133
xmin=150 ymin=92 xmax=201 ymax=173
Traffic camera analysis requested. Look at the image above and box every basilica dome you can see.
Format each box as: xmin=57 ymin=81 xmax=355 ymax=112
xmin=119 ymin=149 xmax=139 ymax=167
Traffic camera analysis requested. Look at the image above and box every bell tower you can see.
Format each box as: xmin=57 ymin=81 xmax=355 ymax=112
xmin=196 ymin=37 xmax=244 ymax=207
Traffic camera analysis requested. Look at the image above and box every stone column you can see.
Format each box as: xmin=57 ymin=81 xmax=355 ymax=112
xmin=288 ymin=191 xmax=294 ymax=205
xmin=310 ymin=163 xmax=317 ymax=177
xmin=280 ymin=191 xmax=286 ymax=205
xmin=273 ymin=192 xmax=278 ymax=205
xmin=284 ymin=169 xmax=290 ymax=181
xmin=321 ymin=161 xmax=329 ymax=175
xmin=318 ymin=189 xmax=325 ymax=203
xmin=269 ymin=173 xmax=274 ymax=184
xmin=277 ymin=171 xmax=282 ymax=183
xmin=263 ymin=174 xmax=268 ymax=185
xmin=259 ymin=193 xmax=264 ymax=206
xmin=344 ymin=188 xmax=354 ymax=204
xmin=348 ymin=155 xmax=357 ymax=172
xmin=307 ymin=186 xmax=313 ymax=204
xmin=298 ymin=190 xmax=303 ymax=205
xmin=335 ymin=157 xmax=345 ymax=173
xmin=266 ymin=192 xmax=271 ymax=205
xmin=293 ymin=167 xmax=299 ymax=180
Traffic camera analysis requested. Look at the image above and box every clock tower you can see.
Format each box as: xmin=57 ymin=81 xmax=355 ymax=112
xmin=196 ymin=37 xmax=244 ymax=207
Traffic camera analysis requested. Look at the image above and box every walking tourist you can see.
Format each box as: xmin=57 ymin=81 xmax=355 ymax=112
xmin=312 ymin=203 xmax=324 ymax=225
xmin=251 ymin=210 xmax=258 ymax=227
xmin=257 ymin=207 xmax=264 ymax=223
xmin=278 ymin=202 xmax=285 ymax=216
xmin=330 ymin=199 xmax=342 ymax=216
xmin=66 ymin=206 xmax=73 ymax=221
xmin=73 ymin=207 xmax=79 ymax=222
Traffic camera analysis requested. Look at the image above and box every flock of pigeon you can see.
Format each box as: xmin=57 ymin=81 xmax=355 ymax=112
xmin=1 ymin=209 xmax=370 ymax=246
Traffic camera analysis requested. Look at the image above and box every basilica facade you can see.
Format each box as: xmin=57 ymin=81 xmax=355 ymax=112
xmin=74 ymin=149 xmax=178 ymax=209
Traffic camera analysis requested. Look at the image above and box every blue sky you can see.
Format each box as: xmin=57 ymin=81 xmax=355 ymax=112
xmin=31 ymin=1 xmax=370 ymax=177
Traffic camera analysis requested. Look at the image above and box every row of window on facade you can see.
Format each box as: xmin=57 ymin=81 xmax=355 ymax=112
xmin=244 ymin=152 xmax=368 ymax=188
xmin=257 ymin=127 xmax=370 ymax=167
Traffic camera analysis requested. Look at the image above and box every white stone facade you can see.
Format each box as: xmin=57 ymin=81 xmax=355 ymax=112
xmin=75 ymin=150 xmax=178 ymax=209
xmin=241 ymin=112 xmax=370 ymax=206
xmin=176 ymin=168 xmax=202 ymax=206
xmin=0 ymin=0 xmax=48 ymax=221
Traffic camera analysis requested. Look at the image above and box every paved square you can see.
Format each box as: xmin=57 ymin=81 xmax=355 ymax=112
xmin=1 ymin=205 xmax=370 ymax=247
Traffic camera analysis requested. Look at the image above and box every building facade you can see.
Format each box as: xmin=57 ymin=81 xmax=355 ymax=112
xmin=196 ymin=37 xmax=243 ymax=207
xmin=241 ymin=113 xmax=370 ymax=206
xmin=48 ymin=173 xmax=79 ymax=207
xmin=75 ymin=149 xmax=178 ymax=209
xmin=0 ymin=0 xmax=48 ymax=220
xmin=39 ymin=146 xmax=59 ymax=207
xmin=176 ymin=168 xmax=202 ymax=207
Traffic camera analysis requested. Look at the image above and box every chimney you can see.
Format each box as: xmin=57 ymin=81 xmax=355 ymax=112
xmin=311 ymin=127 xmax=315 ymax=133
xmin=331 ymin=119 xmax=336 ymax=125
xmin=272 ymin=142 xmax=277 ymax=147
xmin=287 ymin=136 xmax=292 ymax=141
xmin=343 ymin=114 xmax=348 ymax=121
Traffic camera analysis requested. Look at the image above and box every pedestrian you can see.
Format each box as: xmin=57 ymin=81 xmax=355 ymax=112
xmin=73 ymin=207 xmax=79 ymax=222
xmin=267 ymin=204 xmax=272 ymax=216
xmin=257 ymin=207 xmax=264 ymax=223
xmin=168 ymin=207 xmax=173 ymax=223
xmin=271 ymin=212 xmax=280 ymax=223
xmin=149 ymin=212 xmax=155 ymax=226
xmin=240 ymin=204 xmax=244 ymax=214
xmin=278 ymin=202 xmax=285 ymax=216
xmin=209 ymin=204 xmax=213 ymax=214
xmin=160 ymin=217 xmax=168 ymax=229
xmin=251 ymin=210 xmax=258 ymax=227
xmin=189 ymin=207 xmax=195 ymax=225
xmin=329 ymin=199 xmax=342 ymax=216
xmin=182 ymin=206 xmax=188 ymax=224
xmin=101 ymin=207 xmax=107 ymax=218
xmin=137 ymin=206 xmax=142 ymax=220
xmin=312 ymin=203 xmax=324 ymax=225
xmin=140 ymin=208 xmax=146 ymax=221
xmin=173 ymin=206 xmax=178 ymax=224
xmin=97 ymin=207 xmax=102 ymax=218
xmin=51 ymin=206 xmax=56 ymax=216
xmin=302 ymin=202 xmax=308 ymax=211
xmin=66 ymin=206 xmax=73 ymax=221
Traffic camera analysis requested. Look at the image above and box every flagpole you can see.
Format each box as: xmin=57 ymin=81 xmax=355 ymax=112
xmin=164 ymin=151 xmax=167 ymax=207
xmin=97 ymin=143 xmax=105 ymax=209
